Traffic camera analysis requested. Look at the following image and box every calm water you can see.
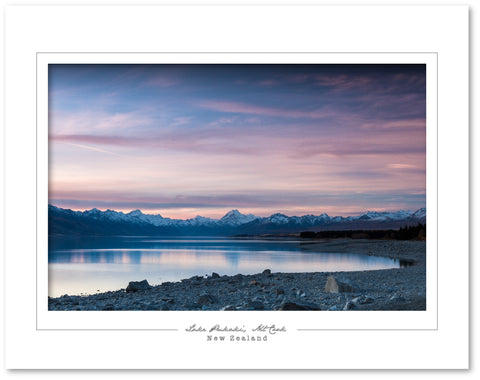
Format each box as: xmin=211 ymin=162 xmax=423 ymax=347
xmin=48 ymin=236 xmax=402 ymax=297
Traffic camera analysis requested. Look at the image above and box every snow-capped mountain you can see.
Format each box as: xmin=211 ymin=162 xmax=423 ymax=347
xmin=219 ymin=209 xmax=259 ymax=226
xmin=48 ymin=204 xmax=426 ymax=236
xmin=356 ymin=209 xmax=421 ymax=222
xmin=412 ymin=207 xmax=427 ymax=220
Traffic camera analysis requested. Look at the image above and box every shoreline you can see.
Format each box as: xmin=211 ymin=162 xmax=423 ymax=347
xmin=48 ymin=239 xmax=426 ymax=311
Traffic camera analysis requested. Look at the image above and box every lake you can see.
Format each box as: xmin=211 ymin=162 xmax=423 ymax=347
xmin=48 ymin=236 xmax=403 ymax=297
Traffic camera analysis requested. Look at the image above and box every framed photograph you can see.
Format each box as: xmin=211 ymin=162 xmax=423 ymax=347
xmin=4 ymin=4 xmax=469 ymax=370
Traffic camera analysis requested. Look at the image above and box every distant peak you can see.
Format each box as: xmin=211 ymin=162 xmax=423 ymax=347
xmin=127 ymin=209 xmax=144 ymax=216
xmin=270 ymin=213 xmax=288 ymax=218
xmin=219 ymin=209 xmax=258 ymax=225
xmin=222 ymin=209 xmax=242 ymax=218
xmin=220 ymin=209 xmax=245 ymax=220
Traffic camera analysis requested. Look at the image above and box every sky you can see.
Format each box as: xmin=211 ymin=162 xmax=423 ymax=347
xmin=48 ymin=64 xmax=426 ymax=219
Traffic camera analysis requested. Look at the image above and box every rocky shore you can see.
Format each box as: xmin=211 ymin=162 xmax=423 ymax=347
xmin=48 ymin=239 xmax=426 ymax=311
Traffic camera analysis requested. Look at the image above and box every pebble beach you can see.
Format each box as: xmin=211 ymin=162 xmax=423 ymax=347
xmin=48 ymin=239 xmax=426 ymax=311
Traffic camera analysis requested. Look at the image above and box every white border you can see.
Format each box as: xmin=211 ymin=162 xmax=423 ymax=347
xmin=5 ymin=5 xmax=468 ymax=369
xmin=36 ymin=52 xmax=438 ymax=332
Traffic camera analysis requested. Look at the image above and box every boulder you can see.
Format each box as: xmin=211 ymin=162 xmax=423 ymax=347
xmin=324 ymin=276 xmax=357 ymax=293
xmin=278 ymin=302 xmax=321 ymax=311
xmin=247 ymin=301 xmax=265 ymax=310
xmin=197 ymin=293 xmax=217 ymax=305
xmin=262 ymin=269 xmax=271 ymax=275
xmin=363 ymin=297 xmax=374 ymax=304
xmin=211 ymin=272 xmax=220 ymax=279
xmin=352 ymin=295 xmax=375 ymax=305
xmin=295 ymin=289 xmax=306 ymax=297
xmin=126 ymin=279 xmax=152 ymax=293
xmin=389 ymin=295 xmax=406 ymax=303
xmin=351 ymin=296 xmax=361 ymax=304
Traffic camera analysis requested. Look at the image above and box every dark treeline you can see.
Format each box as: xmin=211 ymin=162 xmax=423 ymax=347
xmin=300 ymin=223 xmax=426 ymax=241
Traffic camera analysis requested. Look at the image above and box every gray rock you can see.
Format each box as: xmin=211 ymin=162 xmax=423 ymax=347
xmin=390 ymin=295 xmax=406 ymax=303
xmin=211 ymin=272 xmax=220 ymax=279
xmin=278 ymin=302 xmax=321 ymax=311
xmin=262 ymin=269 xmax=271 ymax=275
xmin=343 ymin=301 xmax=356 ymax=310
xmin=126 ymin=279 xmax=152 ymax=293
xmin=324 ymin=276 xmax=357 ymax=293
xmin=351 ymin=296 xmax=361 ymax=304
xmin=247 ymin=301 xmax=265 ymax=310
xmin=221 ymin=305 xmax=237 ymax=311
xmin=276 ymin=288 xmax=285 ymax=295
xmin=197 ymin=293 xmax=217 ymax=305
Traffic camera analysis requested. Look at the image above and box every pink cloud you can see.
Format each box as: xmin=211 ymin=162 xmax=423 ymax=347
xmin=49 ymin=109 xmax=155 ymax=135
xmin=314 ymin=74 xmax=374 ymax=90
xmin=258 ymin=79 xmax=280 ymax=86
xmin=58 ymin=142 xmax=120 ymax=156
xmin=50 ymin=134 xmax=139 ymax=146
xmin=359 ymin=118 xmax=426 ymax=131
xmin=277 ymin=73 xmax=374 ymax=91
xmin=392 ymin=73 xmax=426 ymax=86
xmin=388 ymin=163 xmax=417 ymax=169
xmin=50 ymin=113 xmax=426 ymax=160
xmin=282 ymin=74 xmax=310 ymax=84
xmin=197 ymin=100 xmax=332 ymax=119
xmin=142 ymin=76 xmax=179 ymax=87
xmin=49 ymin=131 xmax=260 ymax=155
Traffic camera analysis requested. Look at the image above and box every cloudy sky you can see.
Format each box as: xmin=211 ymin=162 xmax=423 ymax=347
xmin=48 ymin=64 xmax=426 ymax=219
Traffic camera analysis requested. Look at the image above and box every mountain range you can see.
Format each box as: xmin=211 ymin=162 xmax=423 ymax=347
xmin=48 ymin=204 xmax=426 ymax=236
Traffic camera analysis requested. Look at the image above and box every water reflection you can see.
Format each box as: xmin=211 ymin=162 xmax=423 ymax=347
xmin=48 ymin=236 xmax=402 ymax=297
